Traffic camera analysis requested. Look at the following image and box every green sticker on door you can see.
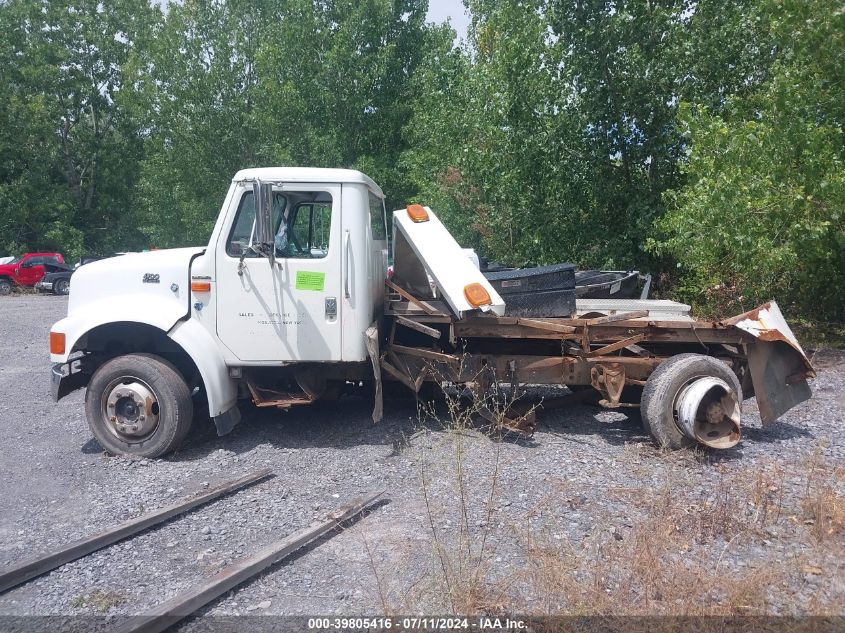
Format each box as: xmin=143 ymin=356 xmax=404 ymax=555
xmin=295 ymin=270 xmax=325 ymax=291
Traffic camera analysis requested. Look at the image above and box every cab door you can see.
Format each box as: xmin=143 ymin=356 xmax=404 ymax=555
xmin=17 ymin=256 xmax=43 ymax=285
xmin=215 ymin=183 xmax=343 ymax=362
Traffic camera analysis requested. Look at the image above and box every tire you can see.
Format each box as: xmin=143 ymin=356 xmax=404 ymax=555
xmin=0 ymin=279 xmax=11 ymax=296
xmin=641 ymin=354 xmax=742 ymax=450
xmin=54 ymin=278 xmax=70 ymax=295
xmin=85 ymin=353 xmax=193 ymax=458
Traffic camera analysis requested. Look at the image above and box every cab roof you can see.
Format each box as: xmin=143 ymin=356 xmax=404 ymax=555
xmin=232 ymin=167 xmax=383 ymax=198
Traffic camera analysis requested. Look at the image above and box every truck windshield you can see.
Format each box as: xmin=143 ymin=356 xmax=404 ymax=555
xmin=7 ymin=256 xmax=22 ymax=265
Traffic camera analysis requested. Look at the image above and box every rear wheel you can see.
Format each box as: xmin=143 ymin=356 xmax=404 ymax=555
xmin=54 ymin=278 xmax=70 ymax=295
xmin=0 ymin=279 xmax=11 ymax=296
xmin=85 ymin=354 xmax=193 ymax=458
xmin=641 ymin=354 xmax=742 ymax=450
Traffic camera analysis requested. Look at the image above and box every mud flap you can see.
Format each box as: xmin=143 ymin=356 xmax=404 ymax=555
xmin=213 ymin=404 xmax=241 ymax=436
xmin=746 ymin=340 xmax=813 ymax=424
xmin=365 ymin=322 xmax=383 ymax=422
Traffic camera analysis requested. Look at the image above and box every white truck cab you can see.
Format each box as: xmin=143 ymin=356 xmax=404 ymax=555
xmin=50 ymin=168 xmax=389 ymax=457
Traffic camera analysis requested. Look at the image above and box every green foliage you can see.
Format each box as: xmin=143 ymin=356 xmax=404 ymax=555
xmin=404 ymin=0 xmax=774 ymax=272
xmin=0 ymin=0 xmax=159 ymax=261
xmin=0 ymin=0 xmax=841 ymax=321
xmin=651 ymin=0 xmax=845 ymax=320
xmin=406 ymin=0 xmax=597 ymax=267
xmin=131 ymin=0 xmax=435 ymax=247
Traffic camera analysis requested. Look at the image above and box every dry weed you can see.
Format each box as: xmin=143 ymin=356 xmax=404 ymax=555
xmin=800 ymin=449 xmax=845 ymax=542
xmin=367 ymin=374 xmax=844 ymax=619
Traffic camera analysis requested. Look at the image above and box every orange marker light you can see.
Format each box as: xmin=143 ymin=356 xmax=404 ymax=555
xmin=406 ymin=204 xmax=429 ymax=223
xmin=464 ymin=283 xmax=492 ymax=308
xmin=50 ymin=331 xmax=66 ymax=355
xmin=191 ymin=281 xmax=212 ymax=293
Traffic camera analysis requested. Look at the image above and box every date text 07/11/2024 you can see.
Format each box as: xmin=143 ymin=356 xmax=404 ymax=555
xmin=306 ymin=616 xmax=527 ymax=631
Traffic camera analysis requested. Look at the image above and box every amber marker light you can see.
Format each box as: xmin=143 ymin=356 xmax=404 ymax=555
xmin=406 ymin=204 xmax=429 ymax=222
xmin=50 ymin=331 xmax=66 ymax=355
xmin=464 ymin=283 xmax=492 ymax=307
xmin=191 ymin=281 xmax=212 ymax=292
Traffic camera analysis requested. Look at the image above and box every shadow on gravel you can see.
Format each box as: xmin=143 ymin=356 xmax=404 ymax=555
xmin=539 ymin=404 xmax=650 ymax=447
xmin=169 ymin=395 xmax=439 ymax=462
xmin=79 ymin=391 xmax=816 ymax=463
xmin=739 ymin=421 xmax=814 ymax=443
xmin=167 ymin=392 xmax=669 ymax=462
xmin=81 ymin=438 xmax=103 ymax=454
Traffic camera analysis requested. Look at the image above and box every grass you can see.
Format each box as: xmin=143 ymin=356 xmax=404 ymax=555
xmin=800 ymin=447 xmax=845 ymax=542
xmin=413 ymin=376 xmax=509 ymax=614
xmin=71 ymin=589 xmax=126 ymax=612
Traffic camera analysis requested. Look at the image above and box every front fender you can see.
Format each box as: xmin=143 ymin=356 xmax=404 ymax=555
xmin=168 ymin=319 xmax=238 ymax=419
xmin=50 ymin=297 xmax=239 ymax=434
xmin=50 ymin=294 xmax=188 ymax=363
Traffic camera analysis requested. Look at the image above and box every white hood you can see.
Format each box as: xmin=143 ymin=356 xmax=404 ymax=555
xmin=68 ymin=248 xmax=204 ymax=317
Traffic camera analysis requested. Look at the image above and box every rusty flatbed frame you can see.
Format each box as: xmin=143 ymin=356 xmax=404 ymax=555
xmin=381 ymin=296 xmax=814 ymax=428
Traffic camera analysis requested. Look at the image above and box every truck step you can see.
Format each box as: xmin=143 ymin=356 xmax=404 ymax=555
xmin=246 ymin=381 xmax=315 ymax=408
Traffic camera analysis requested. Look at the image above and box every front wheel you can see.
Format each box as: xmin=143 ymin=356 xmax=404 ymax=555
xmin=0 ymin=279 xmax=11 ymax=296
xmin=54 ymin=278 xmax=70 ymax=295
xmin=85 ymin=354 xmax=193 ymax=458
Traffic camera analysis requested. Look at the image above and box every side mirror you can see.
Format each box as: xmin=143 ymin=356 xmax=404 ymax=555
xmin=252 ymin=180 xmax=276 ymax=267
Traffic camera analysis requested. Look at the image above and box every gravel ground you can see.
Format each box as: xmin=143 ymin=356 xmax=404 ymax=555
xmin=0 ymin=294 xmax=843 ymax=628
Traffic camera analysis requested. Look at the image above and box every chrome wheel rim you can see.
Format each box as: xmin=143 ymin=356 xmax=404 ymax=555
xmin=101 ymin=377 xmax=161 ymax=441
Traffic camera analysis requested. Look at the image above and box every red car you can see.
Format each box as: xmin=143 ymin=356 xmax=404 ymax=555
xmin=0 ymin=252 xmax=65 ymax=295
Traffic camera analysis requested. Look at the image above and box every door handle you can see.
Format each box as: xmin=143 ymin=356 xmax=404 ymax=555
xmin=343 ymin=230 xmax=351 ymax=299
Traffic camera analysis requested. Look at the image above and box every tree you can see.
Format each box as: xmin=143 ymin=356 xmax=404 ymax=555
xmin=134 ymin=0 xmax=436 ymax=247
xmin=405 ymin=0 xmax=774 ymax=271
xmin=652 ymin=0 xmax=845 ymax=319
xmin=406 ymin=0 xmax=594 ymax=266
xmin=0 ymin=0 xmax=159 ymax=260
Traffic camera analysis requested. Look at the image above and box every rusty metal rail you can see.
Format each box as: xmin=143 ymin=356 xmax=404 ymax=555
xmin=0 ymin=469 xmax=272 ymax=594
xmin=2 ymin=471 xmax=384 ymax=632
xmin=114 ymin=490 xmax=385 ymax=633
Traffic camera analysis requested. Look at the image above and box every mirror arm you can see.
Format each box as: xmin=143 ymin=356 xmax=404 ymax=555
xmin=237 ymin=244 xmax=258 ymax=276
xmin=251 ymin=178 xmax=278 ymax=268
xmin=237 ymin=243 xmax=279 ymax=276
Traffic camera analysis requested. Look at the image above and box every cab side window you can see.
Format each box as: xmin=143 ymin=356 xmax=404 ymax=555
xmin=283 ymin=202 xmax=332 ymax=259
xmin=368 ymin=192 xmax=386 ymax=240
